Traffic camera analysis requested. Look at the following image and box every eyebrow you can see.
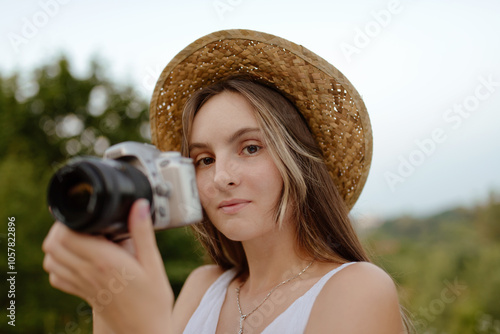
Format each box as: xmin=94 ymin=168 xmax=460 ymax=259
xmin=188 ymin=127 xmax=261 ymax=152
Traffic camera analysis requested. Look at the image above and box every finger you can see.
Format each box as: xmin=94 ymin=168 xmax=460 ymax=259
xmin=43 ymin=222 xmax=126 ymax=290
xmin=48 ymin=272 xmax=81 ymax=297
xmin=43 ymin=226 xmax=109 ymax=291
xmin=128 ymin=199 xmax=163 ymax=271
xmin=43 ymin=236 xmax=103 ymax=292
xmin=46 ymin=221 xmax=123 ymax=265
xmin=118 ymin=238 xmax=136 ymax=256
xmin=43 ymin=221 xmax=90 ymax=254
xmin=42 ymin=221 xmax=63 ymax=253
xmin=43 ymin=253 xmax=72 ymax=280
xmin=43 ymin=253 xmax=87 ymax=293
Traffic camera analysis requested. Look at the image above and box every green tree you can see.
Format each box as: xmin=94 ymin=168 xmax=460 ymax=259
xmin=362 ymin=196 xmax=500 ymax=334
xmin=0 ymin=57 xmax=203 ymax=334
xmin=476 ymin=192 xmax=500 ymax=243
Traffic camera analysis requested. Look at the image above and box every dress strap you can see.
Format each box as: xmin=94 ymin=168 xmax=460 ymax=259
xmin=312 ymin=262 xmax=356 ymax=290
xmin=261 ymin=262 xmax=357 ymax=333
xmin=182 ymin=268 xmax=237 ymax=334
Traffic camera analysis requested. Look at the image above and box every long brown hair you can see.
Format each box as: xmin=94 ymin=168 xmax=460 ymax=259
xmin=181 ymin=77 xmax=370 ymax=271
xmin=181 ymin=77 xmax=413 ymax=333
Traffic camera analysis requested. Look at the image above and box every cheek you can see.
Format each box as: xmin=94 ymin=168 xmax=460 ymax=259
xmin=255 ymin=161 xmax=283 ymax=196
xmin=268 ymin=176 xmax=284 ymax=199
xmin=196 ymin=173 xmax=216 ymax=206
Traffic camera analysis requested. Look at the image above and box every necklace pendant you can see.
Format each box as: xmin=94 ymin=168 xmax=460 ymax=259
xmin=235 ymin=260 xmax=315 ymax=334
xmin=239 ymin=315 xmax=245 ymax=334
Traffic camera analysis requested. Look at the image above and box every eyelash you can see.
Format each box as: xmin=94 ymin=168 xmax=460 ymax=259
xmin=242 ymin=144 xmax=261 ymax=155
xmin=194 ymin=144 xmax=262 ymax=167
xmin=195 ymin=157 xmax=214 ymax=167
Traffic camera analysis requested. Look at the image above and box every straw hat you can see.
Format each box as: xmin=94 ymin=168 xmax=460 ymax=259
xmin=150 ymin=29 xmax=372 ymax=210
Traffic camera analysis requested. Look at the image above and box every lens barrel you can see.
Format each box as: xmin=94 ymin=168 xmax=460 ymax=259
xmin=47 ymin=157 xmax=153 ymax=237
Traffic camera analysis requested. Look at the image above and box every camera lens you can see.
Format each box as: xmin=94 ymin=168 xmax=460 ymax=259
xmin=58 ymin=170 xmax=95 ymax=218
xmin=66 ymin=182 xmax=93 ymax=212
xmin=47 ymin=157 xmax=153 ymax=237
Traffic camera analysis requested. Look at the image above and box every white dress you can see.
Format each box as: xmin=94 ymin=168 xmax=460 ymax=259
xmin=183 ymin=262 xmax=356 ymax=333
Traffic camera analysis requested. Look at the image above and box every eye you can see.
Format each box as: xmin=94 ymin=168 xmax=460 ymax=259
xmin=195 ymin=156 xmax=215 ymax=167
xmin=242 ymin=145 xmax=261 ymax=155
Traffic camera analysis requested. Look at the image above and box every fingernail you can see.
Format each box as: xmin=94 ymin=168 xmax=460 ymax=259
xmin=137 ymin=199 xmax=150 ymax=219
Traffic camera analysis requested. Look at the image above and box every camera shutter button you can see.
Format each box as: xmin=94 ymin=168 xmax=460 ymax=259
xmin=155 ymin=184 xmax=170 ymax=197
xmin=159 ymin=206 xmax=166 ymax=217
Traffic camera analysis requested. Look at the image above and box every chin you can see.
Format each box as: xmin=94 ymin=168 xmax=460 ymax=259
xmin=212 ymin=217 xmax=259 ymax=241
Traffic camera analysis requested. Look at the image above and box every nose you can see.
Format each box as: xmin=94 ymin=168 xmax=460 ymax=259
xmin=213 ymin=157 xmax=239 ymax=191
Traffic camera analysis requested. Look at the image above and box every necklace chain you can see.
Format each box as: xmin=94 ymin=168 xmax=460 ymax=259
xmin=235 ymin=260 xmax=314 ymax=334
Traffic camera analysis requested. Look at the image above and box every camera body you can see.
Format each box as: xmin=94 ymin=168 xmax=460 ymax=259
xmin=47 ymin=141 xmax=202 ymax=241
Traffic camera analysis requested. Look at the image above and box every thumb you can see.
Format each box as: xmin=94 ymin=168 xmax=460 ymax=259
xmin=128 ymin=199 xmax=163 ymax=271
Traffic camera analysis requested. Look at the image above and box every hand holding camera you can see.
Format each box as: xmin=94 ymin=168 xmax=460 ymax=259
xmin=43 ymin=141 xmax=195 ymax=333
xmin=43 ymin=199 xmax=175 ymax=334
xmin=47 ymin=141 xmax=203 ymax=240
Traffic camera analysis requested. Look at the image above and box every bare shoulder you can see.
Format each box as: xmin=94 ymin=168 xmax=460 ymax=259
xmin=330 ymin=261 xmax=399 ymax=292
xmin=180 ymin=264 xmax=226 ymax=292
xmin=306 ymin=262 xmax=405 ymax=334
xmin=171 ymin=264 xmax=225 ymax=334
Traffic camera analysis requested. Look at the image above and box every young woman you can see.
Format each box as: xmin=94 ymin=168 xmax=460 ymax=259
xmin=43 ymin=30 xmax=409 ymax=333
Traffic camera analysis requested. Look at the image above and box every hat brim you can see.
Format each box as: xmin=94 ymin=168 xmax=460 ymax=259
xmin=150 ymin=29 xmax=372 ymax=210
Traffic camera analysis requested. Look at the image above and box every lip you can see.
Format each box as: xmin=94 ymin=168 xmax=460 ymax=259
xmin=218 ymin=199 xmax=251 ymax=214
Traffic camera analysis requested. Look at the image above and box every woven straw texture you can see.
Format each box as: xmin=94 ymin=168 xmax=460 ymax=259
xmin=150 ymin=29 xmax=372 ymax=210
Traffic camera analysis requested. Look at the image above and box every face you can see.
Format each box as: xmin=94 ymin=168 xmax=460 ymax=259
xmin=188 ymin=91 xmax=284 ymax=241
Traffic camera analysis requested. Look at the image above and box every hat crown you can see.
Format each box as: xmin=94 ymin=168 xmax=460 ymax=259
xmin=150 ymin=29 xmax=372 ymax=209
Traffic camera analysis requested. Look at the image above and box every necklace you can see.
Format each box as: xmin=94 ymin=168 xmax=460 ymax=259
xmin=235 ymin=260 xmax=314 ymax=334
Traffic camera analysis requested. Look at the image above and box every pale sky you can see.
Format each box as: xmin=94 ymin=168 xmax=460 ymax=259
xmin=1 ymin=0 xmax=499 ymax=221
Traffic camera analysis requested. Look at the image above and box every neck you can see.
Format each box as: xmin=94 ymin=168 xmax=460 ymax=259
xmin=240 ymin=220 xmax=313 ymax=294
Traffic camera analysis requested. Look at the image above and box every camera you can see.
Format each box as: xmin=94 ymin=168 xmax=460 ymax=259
xmin=47 ymin=141 xmax=202 ymax=241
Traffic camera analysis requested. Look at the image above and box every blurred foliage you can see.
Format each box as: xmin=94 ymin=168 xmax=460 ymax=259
xmin=0 ymin=57 xmax=204 ymax=333
xmin=1 ymin=57 xmax=499 ymax=333
xmin=362 ymin=192 xmax=500 ymax=334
